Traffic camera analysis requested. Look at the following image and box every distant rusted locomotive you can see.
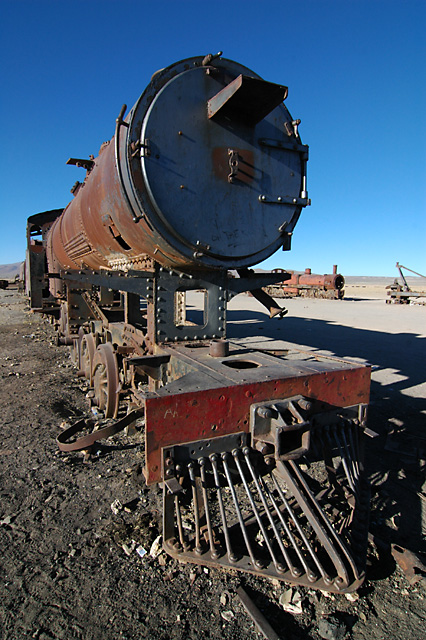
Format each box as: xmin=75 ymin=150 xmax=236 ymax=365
xmin=26 ymin=54 xmax=370 ymax=593
xmin=264 ymin=266 xmax=345 ymax=299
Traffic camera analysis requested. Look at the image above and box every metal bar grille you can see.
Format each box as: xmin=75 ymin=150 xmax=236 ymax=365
xmin=163 ymin=420 xmax=369 ymax=593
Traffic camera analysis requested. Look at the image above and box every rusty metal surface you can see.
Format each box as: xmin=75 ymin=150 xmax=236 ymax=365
xmin=92 ymin=342 xmax=120 ymax=418
xmin=386 ymin=262 xmax=426 ymax=304
xmin=24 ymin=53 xmax=374 ymax=594
xmin=265 ymin=267 xmax=345 ymax=299
xmin=386 ymin=262 xmax=426 ymax=303
xmin=25 ymin=210 xmax=63 ymax=303
xmin=161 ymin=416 xmax=369 ymax=592
xmin=391 ymin=544 xmax=426 ymax=586
xmin=45 ymin=55 xmax=309 ymax=284
xmin=386 ymin=287 xmax=426 ymax=303
xmin=56 ymin=410 xmax=142 ymax=452
xmin=237 ymin=268 xmax=287 ymax=317
xmin=276 ymin=267 xmax=344 ymax=289
xmin=144 ymin=344 xmax=370 ymax=484
xmin=58 ymin=268 xmax=293 ymax=349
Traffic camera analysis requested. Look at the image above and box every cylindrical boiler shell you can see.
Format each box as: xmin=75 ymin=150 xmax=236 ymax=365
xmin=47 ymin=56 xmax=308 ymax=277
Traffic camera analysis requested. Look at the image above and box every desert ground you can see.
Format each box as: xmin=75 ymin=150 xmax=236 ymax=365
xmin=0 ymin=280 xmax=425 ymax=640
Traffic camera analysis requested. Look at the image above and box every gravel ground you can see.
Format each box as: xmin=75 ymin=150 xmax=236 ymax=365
xmin=1 ymin=287 xmax=425 ymax=640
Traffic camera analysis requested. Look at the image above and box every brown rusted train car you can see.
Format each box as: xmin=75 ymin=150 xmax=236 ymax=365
xmin=26 ymin=53 xmax=370 ymax=593
xmin=264 ymin=266 xmax=345 ymax=299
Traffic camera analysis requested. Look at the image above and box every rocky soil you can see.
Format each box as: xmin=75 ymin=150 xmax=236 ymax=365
xmin=0 ymin=289 xmax=425 ymax=640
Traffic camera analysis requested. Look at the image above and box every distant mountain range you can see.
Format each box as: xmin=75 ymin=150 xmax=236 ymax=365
xmin=0 ymin=261 xmax=422 ymax=286
xmin=0 ymin=262 xmax=22 ymax=279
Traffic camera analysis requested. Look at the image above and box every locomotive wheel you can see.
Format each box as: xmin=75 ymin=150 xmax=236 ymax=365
xmin=80 ymin=333 xmax=96 ymax=385
xmin=92 ymin=343 xmax=120 ymax=419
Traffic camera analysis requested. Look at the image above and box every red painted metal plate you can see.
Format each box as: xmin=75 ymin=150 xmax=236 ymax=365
xmin=144 ymin=363 xmax=370 ymax=484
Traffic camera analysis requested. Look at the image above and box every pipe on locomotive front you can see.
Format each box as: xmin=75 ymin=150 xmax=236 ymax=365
xmin=46 ymin=54 xmax=309 ymax=294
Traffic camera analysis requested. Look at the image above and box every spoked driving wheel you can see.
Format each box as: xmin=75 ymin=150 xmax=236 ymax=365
xmin=92 ymin=342 xmax=120 ymax=418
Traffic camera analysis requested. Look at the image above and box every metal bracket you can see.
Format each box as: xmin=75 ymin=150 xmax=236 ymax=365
xmin=66 ymin=157 xmax=95 ymax=172
xmin=130 ymin=139 xmax=150 ymax=158
xmin=161 ymin=432 xmax=248 ymax=495
xmin=258 ymin=194 xmax=311 ymax=207
xmin=154 ymin=269 xmax=227 ymax=343
xmin=228 ymin=149 xmax=239 ymax=183
xmin=250 ymin=396 xmax=312 ymax=461
xmin=201 ymin=51 xmax=223 ymax=66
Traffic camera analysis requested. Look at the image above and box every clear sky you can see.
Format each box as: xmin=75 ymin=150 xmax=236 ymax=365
xmin=0 ymin=0 xmax=424 ymax=276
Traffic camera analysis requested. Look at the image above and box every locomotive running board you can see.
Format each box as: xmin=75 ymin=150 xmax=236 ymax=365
xmin=162 ymin=420 xmax=370 ymax=593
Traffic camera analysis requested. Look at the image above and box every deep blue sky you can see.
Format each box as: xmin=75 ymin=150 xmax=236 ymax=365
xmin=1 ymin=0 xmax=425 ymax=276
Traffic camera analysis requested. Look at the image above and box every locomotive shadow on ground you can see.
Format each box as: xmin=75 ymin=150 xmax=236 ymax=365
xmin=225 ymin=309 xmax=426 ymax=400
xmin=225 ymin=308 xmax=426 ymax=570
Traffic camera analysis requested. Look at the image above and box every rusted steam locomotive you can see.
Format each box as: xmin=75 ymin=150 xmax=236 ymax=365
xmin=264 ymin=266 xmax=345 ymax=299
xmin=26 ymin=54 xmax=370 ymax=593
